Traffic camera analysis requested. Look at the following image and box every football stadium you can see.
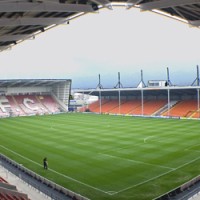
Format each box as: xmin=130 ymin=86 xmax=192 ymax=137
xmin=1 ymin=1 xmax=200 ymax=200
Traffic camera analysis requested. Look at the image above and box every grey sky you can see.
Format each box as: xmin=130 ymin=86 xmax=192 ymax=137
xmin=0 ymin=6 xmax=200 ymax=88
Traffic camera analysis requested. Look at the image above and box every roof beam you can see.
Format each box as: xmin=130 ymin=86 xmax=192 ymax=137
xmin=126 ymin=0 xmax=143 ymax=9
xmin=140 ymin=0 xmax=200 ymax=10
xmin=0 ymin=34 xmax=33 ymax=42
xmin=89 ymin=0 xmax=112 ymax=9
xmin=189 ymin=19 xmax=200 ymax=26
xmin=9 ymin=80 xmax=21 ymax=87
xmin=0 ymin=18 xmax=68 ymax=26
xmin=0 ymin=46 xmax=12 ymax=52
xmin=126 ymin=0 xmax=142 ymax=3
xmin=0 ymin=2 xmax=94 ymax=13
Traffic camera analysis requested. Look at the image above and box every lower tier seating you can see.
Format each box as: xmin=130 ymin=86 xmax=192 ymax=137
xmin=0 ymin=176 xmax=29 ymax=200
xmin=0 ymin=94 xmax=61 ymax=117
xmin=81 ymin=99 xmax=200 ymax=118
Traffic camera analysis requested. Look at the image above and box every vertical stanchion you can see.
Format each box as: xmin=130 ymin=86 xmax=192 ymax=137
xmin=141 ymin=89 xmax=144 ymax=116
xmin=167 ymin=88 xmax=170 ymax=117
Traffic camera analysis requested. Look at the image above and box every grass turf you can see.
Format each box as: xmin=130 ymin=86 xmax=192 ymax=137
xmin=0 ymin=113 xmax=200 ymax=200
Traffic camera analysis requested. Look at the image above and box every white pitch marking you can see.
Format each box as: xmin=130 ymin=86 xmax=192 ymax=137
xmin=143 ymin=135 xmax=156 ymax=143
xmin=100 ymin=153 xmax=175 ymax=170
xmin=0 ymin=145 xmax=110 ymax=195
xmin=107 ymin=191 xmax=117 ymax=195
xmin=185 ymin=144 xmax=200 ymax=152
xmin=113 ymin=154 xmax=200 ymax=195
xmin=113 ymin=169 xmax=175 ymax=195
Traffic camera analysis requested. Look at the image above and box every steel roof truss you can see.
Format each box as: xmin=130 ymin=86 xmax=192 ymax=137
xmin=0 ymin=2 xmax=94 ymax=13
xmin=9 ymin=80 xmax=21 ymax=87
xmin=21 ymin=81 xmax=35 ymax=87
xmin=140 ymin=0 xmax=200 ymax=11
xmin=89 ymin=0 xmax=112 ymax=9
xmin=126 ymin=0 xmax=143 ymax=9
xmin=0 ymin=18 xmax=69 ymax=27
xmin=172 ymin=7 xmax=189 ymax=22
xmin=0 ymin=46 xmax=12 ymax=52
xmin=177 ymin=6 xmax=200 ymax=21
xmin=34 ymin=80 xmax=49 ymax=86
xmin=0 ymin=34 xmax=33 ymax=42
xmin=189 ymin=19 xmax=200 ymax=26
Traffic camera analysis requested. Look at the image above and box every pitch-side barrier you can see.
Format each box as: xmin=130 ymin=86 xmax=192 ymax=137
xmin=0 ymin=154 xmax=90 ymax=200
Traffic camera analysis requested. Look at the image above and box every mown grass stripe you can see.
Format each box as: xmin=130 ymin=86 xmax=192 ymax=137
xmin=0 ymin=113 xmax=200 ymax=200
xmin=0 ymin=145 xmax=110 ymax=195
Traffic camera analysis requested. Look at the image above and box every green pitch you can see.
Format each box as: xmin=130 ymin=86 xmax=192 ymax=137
xmin=0 ymin=113 xmax=200 ymax=200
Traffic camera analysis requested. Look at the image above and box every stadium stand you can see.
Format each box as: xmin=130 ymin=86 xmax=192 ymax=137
xmin=108 ymin=100 xmax=126 ymax=114
xmin=142 ymin=99 xmax=167 ymax=116
xmin=39 ymin=95 xmax=60 ymax=113
xmin=124 ymin=99 xmax=167 ymax=116
xmin=0 ymin=94 xmax=61 ymax=117
xmin=99 ymin=99 xmax=122 ymax=113
xmin=0 ymin=79 xmax=71 ymax=117
xmin=0 ymin=176 xmax=8 ymax=184
xmin=0 ymin=176 xmax=30 ymax=200
xmin=162 ymin=100 xmax=198 ymax=118
xmin=191 ymin=110 xmax=200 ymax=118
xmin=119 ymin=100 xmax=141 ymax=115
xmin=0 ymin=154 xmax=88 ymax=200
xmin=80 ymin=99 xmax=169 ymax=116
xmin=6 ymin=95 xmax=25 ymax=116
xmin=76 ymin=86 xmax=200 ymax=119
xmin=79 ymin=99 xmax=109 ymax=113
xmin=88 ymin=99 xmax=108 ymax=113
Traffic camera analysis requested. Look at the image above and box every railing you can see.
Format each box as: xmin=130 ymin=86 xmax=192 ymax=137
xmin=0 ymin=154 xmax=90 ymax=200
xmin=153 ymin=175 xmax=200 ymax=200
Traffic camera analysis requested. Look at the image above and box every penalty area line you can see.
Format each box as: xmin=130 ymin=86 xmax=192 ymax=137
xmin=112 ymin=169 xmax=175 ymax=195
xmin=0 ymin=145 xmax=110 ymax=195
xmin=113 ymin=155 xmax=200 ymax=195
xmin=100 ymin=153 xmax=174 ymax=170
xmin=184 ymin=144 xmax=200 ymax=152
